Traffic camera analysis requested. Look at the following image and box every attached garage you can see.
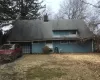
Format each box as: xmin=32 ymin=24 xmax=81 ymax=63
xmin=53 ymin=40 xmax=93 ymax=53
xmin=22 ymin=45 xmax=31 ymax=53
xmin=11 ymin=42 xmax=32 ymax=54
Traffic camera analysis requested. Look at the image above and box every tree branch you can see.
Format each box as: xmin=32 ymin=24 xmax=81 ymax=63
xmin=81 ymin=0 xmax=100 ymax=8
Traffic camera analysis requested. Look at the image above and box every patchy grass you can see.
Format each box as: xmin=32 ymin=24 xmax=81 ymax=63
xmin=26 ymin=66 xmax=66 ymax=80
xmin=1 ymin=54 xmax=100 ymax=80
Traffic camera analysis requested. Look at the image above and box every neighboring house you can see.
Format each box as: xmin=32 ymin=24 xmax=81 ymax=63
xmin=7 ymin=19 xmax=94 ymax=53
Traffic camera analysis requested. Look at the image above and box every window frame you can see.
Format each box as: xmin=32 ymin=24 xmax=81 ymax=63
xmin=60 ymin=40 xmax=77 ymax=44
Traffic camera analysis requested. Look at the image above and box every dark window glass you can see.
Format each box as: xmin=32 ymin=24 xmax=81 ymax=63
xmin=0 ymin=44 xmax=13 ymax=49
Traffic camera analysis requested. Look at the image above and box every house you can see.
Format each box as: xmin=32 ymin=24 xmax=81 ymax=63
xmin=7 ymin=19 xmax=94 ymax=53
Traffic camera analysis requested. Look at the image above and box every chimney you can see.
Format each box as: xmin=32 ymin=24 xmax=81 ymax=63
xmin=44 ymin=13 xmax=49 ymax=22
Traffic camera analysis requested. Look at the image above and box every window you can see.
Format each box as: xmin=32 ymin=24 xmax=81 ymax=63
xmin=60 ymin=40 xmax=70 ymax=44
xmin=0 ymin=44 xmax=13 ymax=49
xmin=53 ymin=30 xmax=78 ymax=36
xmin=60 ymin=40 xmax=77 ymax=44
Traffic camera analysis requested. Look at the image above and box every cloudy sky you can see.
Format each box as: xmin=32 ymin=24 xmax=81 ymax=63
xmin=43 ymin=0 xmax=62 ymax=13
xmin=42 ymin=0 xmax=97 ymax=13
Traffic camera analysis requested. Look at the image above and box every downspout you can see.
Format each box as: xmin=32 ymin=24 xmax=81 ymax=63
xmin=30 ymin=42 xmax=33 ymax=54
xmin=92 ymin=39 xmax=94 ymax=52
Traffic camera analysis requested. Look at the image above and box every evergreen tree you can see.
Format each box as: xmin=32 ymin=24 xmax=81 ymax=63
xmin=0 ymin=0 xmax=45 ymax=20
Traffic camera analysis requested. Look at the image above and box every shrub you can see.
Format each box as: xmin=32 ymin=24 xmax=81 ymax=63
xmin=43 ymin=46 xmax=52 ymax=54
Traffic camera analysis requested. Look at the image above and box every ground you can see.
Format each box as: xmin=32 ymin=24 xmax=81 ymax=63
xmin=0 ymin=53 xmax=100 ymax=80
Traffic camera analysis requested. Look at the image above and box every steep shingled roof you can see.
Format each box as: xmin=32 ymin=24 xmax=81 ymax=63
xmin=8 ymin=20 xmax=53 ymax=41
xmin=51 ymin=19 xmax=93 ymax=38
xmin=8 ymin=19 xmax=93 ymax=41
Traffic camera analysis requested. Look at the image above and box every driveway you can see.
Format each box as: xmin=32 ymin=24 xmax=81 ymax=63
xmin=0 ymin=53 xmax=100 ymax=80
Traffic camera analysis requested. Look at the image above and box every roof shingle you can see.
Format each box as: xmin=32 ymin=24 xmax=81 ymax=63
xmin=8 ymin=19 xmax=93 ymax=41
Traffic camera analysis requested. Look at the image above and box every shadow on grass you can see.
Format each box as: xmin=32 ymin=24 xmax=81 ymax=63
xmin=0 ymin=60 xmax=11 ymax=65
xmin=26 ymin=66 xmax=67 ymax=80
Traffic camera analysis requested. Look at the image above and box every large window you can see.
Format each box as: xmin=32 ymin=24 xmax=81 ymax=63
xmin=53 ymin=30 xmax=78 ymax=37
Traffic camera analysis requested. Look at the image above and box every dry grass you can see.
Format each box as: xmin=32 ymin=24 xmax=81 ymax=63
xmin=0 ymin=53 xmax=100 ymax=80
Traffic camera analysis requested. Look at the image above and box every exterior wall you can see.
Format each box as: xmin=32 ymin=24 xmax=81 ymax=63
xmin=32 ymin=42 xmax=45 ymax=53
xmin=53 ymin=40 xmax=92 ymax=53
xmin=11 ymin=40 xmax=93 ymax=53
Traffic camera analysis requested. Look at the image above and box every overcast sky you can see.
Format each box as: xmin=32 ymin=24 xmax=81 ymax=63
xmin=43 ymin=0 xmax=62 ymax=13
xmin=42 ymin=0 xmax=97 ymax=13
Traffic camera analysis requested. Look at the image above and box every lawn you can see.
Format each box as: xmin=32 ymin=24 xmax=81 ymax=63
xmin=0 ymin=53 xmax=100 ymax=80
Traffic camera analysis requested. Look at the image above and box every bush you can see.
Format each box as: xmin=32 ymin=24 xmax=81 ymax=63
xmin=43 ymin=46 xmax=52 ymax=54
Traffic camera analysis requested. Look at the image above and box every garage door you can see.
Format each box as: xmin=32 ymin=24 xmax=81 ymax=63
xmin=22 ymin=45 xmax=31 ymax=53
xmin=53 ymin=40 xmax=92 ymax=53
xmin=32 ymin=42 xmax=45 ymax=53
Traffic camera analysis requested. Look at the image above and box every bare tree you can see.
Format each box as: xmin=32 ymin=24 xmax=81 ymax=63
xmin=82 ymin=0 xmax=100 ymax=32
xmin=54 ymin=11 xmax=64 ymax=20
xmin=58 ymin=0 xmax=87 ymax=19
xmin=81 ymin=0 xmax=100 ymax=8
xmin=40 ymin=6 xmax=53 ymax=20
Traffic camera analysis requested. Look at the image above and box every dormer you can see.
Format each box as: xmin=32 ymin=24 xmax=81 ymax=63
xmin=53 ymin=30 xmax=79 ymax=38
